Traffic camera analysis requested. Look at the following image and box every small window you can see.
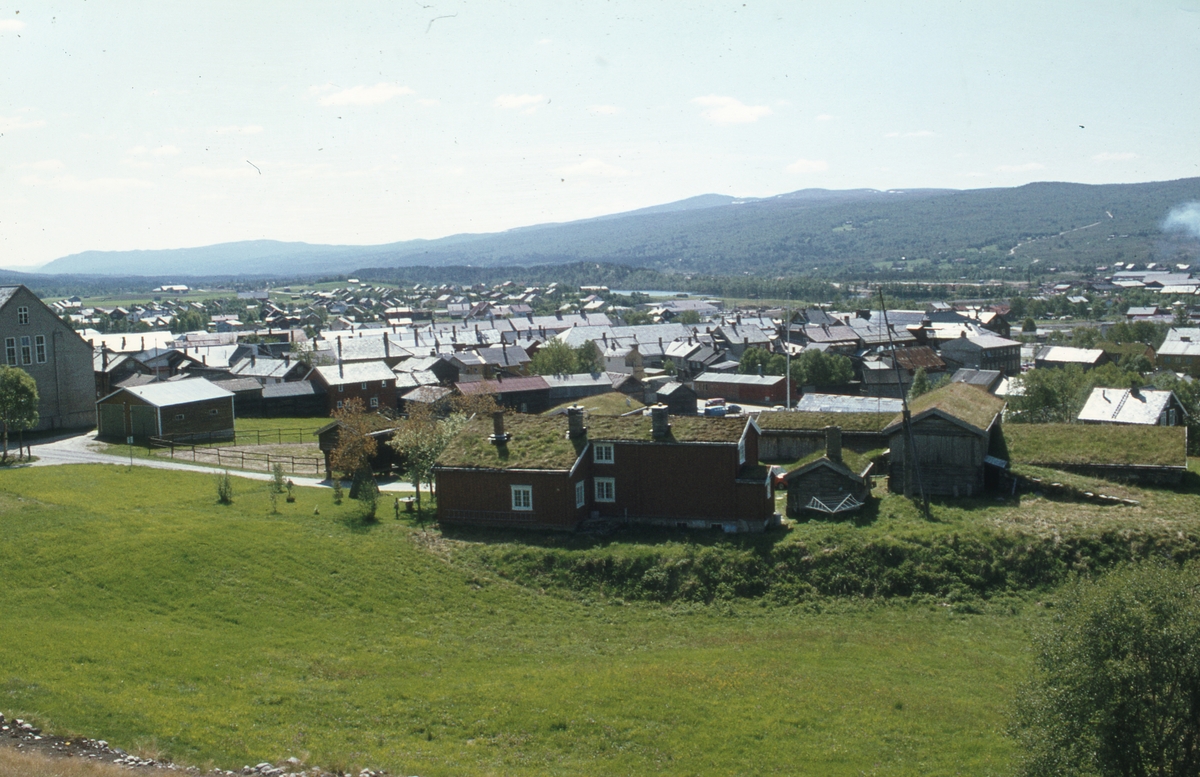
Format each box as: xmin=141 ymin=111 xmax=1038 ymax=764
xmin=594 ymin=443 xmax=614 ymax=464
xmin=336 ymin=400 xmax=344 ymax=410
xmin=174 ymin=413 xmax=185 ymax=421
xmin=35 ymin=335 xmax=46 ymax=364
xmin=511 ymin=485 xmax=533 ymax=511
xmin=382 ymin=380 xmax=389 ymax=388
xmin=16 ymin=306 xmax=29 ymax=325
xmin=338 ymin=384 xmax=344 ymax=392
xmin=361 ymin=382 xmax=368 ymax=390
xmin=575 ymin=480 xmax=585 ymax=508
xmin=738 ymin=436 xmax=746 ymax=466
xmin=595 ymin=477 xmax=615 ymax=503
xmin=20 ymin=336 xmax=32 ymax=365
xmin=209 ymin=408 xmax=219 ymax=416
xmin=369 ymin=396 xmax=379 ymax=408
xmin=4 ymin=338 xmax=14 ymax=365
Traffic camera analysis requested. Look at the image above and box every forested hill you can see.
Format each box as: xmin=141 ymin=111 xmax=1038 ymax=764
xmin=36 ymin=178 xmax=1200 ymax=278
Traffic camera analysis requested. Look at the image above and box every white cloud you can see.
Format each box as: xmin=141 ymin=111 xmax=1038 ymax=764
xmin=318 ymin=83 xmax=414 ymax=106
xmin=0 ymin=114 xmax=45 ymax=132
xmin=212 ymin=125 xmax=263 ymax=135
xmin=179 ymin=166 xmax=257 ymax=180
xmin=1092 ymin=151 xmax=1138 ymax=162
xmin=20 ymin=174 xmax=153 ymax=193
xmin=17 ymin=159 xmax=63 ymax=171
xmin=786 ymin=158 xmax=829 ymax=174
xmin=692 ymin=95 xmax=772 ymax=125
xmin=815 ymin=113 xmax=834 ymax=121
xmin=587 ymin=104 xmax=622 ymax=115
xmin=996 ymin=162 xmax=1044 ymax=173
xmin=494 ymin=94 xmax=546 ymax=113
xmin=0 ymin=20 xmax=25 ymax=31
xmin=556 ymin=158 xmax=634 ymax=178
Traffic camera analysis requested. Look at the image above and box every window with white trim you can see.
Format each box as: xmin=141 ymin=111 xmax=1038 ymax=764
xmin=19 ymin=336 xmax=31 ymax=365
xmin=738 ymin=436 xmax=746 ymax=466
xmin=511 ymin=484 xmax=533 ymax=511
xmin=361 ymin=382 xmax=368 ymax=390
xmin=370 ymin=396 xmax=379 ymax=408
xmin=595 ymin=477 xmax=615 ymax=503
xmin=575 ymin=480 xmax=585 ymax=508
xmin=174 ymin=413 xmax=185 ymax=421
xmin=16 ymin=306 xmax=29 ymax=325
xmin=338 ymin=384 xmax=344 ymax=392
xmin=4 ymin=338 xmax=14 ymax=365
xmin=593 ymin=442 xmax=614 ymax=464
xmin=35 ymin=335 xmax=46 ymax=364
xmin=336 ymin=400 xmax=344 ymax=410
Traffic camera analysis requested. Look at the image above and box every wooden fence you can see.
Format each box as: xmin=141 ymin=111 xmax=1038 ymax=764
xmin=153 ymin=427 xmax=320 ymax=446
xmin=149 ymin=441 xmax=324 ymax=476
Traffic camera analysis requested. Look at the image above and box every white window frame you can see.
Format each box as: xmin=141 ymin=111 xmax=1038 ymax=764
xmin=361 ymin=382 xmax=368 ymax=390
xmin=575 ymin=480 xmax=585 ymax=508
xmin=511 ymin=484 xmax=533 ymax=511
xmin=595 ymin=477 xmax=615 ymax=503
xmin=593 ymin=442 xmax=614 ymax=464
xmin=174 ymin=413 xmax=185 ymax=421
xmin=19 ymin=336 xmax=31 ymax=365
xmin=336 ymin=400 xmax=344 ymax=410
xmin=16 ymin=306 xmax=29 ymax=325
xmin=369 ymin=396 xmax=379 ymax=408
xmin=4 ymin=338 xmax=14 ymax=365
xmin=34 ymin=335 xmax=46 ymax=364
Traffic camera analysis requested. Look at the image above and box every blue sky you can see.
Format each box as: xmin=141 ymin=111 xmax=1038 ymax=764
xmin=2 ymin=0 xmax=1199 ymax=268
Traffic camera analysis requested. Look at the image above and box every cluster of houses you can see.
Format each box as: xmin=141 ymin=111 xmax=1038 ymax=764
xmin=3 ymin=280 xmax=1193 ymax=535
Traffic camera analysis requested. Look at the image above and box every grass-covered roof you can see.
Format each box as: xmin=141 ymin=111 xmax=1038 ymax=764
xmin=756 ymin=411 xmax=893 ymax=433
xmin=436 ymin=414 xmax=588 ymax=471
xmin=784 ymin=448 xmax=884 ymax=478
xmin=1003 ymin=423 xmax=1186 ymax=468
xmin=436 ymin=412 xmax=748 ymax=471
xmin=890 ymin=382 xmax=1005 ymax=432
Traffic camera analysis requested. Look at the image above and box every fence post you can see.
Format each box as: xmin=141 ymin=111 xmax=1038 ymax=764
xmin=278 ymin=429 xmax=282 ymax=444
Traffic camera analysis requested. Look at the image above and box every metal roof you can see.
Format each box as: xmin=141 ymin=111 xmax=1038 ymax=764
xmin=456 ymin=376 xmax=549 ymax=395
xmin=796 ymin=394 xmax=903 ymax=414
xmin=115 ymin=378 xmax=234 ymax=407
xmin=313 ymin=361 xmax=396 ymax=385
xmin=693 ymin=372 xmax=784 ymax=386
xmin=1036 ymin=346 xmax=1106 ymax=364
xmin=1078 ymin=388 xmax=1178 ymax=425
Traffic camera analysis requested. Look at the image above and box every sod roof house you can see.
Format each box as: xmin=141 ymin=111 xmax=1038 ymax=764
xmin=882 ymin=382 xmax=1006 ymax=497
xmin=434 ymin=406 xmax=775 ymax=532
xmin=756 ymin=409 xmax=892 ymax=461
xmin=783 ymin=426 xmax=875 ymax=517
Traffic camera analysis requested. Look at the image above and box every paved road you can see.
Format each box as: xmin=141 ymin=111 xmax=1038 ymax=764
xmin=24 ymin=431 xmax=417 ymax=493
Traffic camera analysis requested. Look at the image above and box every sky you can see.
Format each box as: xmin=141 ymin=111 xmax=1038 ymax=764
xmin=2 ymin=1 xmax=1199 ymax=269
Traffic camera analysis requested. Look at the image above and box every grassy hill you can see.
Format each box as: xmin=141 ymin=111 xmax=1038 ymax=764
xmin=7 ymin=461 xmax=1200 ymax=774
xmin=32 ymin=178 xmax=1200 ymax=279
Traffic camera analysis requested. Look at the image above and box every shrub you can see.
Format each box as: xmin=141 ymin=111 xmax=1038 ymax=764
xmin=215 ymin=471 xmax=234 ymax=505
xmin=271 ymin=463 xmax=286 ymax=494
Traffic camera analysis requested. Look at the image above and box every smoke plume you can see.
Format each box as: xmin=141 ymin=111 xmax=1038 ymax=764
xmin=1162 ymin=202 xmax=1200 ymax=240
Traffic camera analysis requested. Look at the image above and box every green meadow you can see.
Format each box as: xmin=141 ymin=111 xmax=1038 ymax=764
xmin=0 ymin=465 xmax=1031 ymax=775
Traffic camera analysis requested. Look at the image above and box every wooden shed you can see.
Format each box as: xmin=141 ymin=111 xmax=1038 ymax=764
xmin=882 ymin=382 xmax=1005 ymax=497
xmin=784 ymin=426 xmax=874 ymax=517
xmin=96 ymin=378 xmax=235 ymax=442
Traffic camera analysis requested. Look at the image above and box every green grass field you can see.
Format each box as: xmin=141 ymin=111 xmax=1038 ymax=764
xmin=1 ymin=465 xmax=1031 ymax=775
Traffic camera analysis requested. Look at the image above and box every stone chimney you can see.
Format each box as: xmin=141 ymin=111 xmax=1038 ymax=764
xmin=651 ymin=404 xmax=671 ymax=440
xmin=489 ymin=411 xmax=511 ymax=445
xmin=384 ymin=337 xmax=390 ymax=358
xmin=824 ymin=425 xmax=842 ymax=463
xmin=567 ymin=405 xmax=587 ymax=439
xmin=337 ymin=335 xmax=343 ymax=358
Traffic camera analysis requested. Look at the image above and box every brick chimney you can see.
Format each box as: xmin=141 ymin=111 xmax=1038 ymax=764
xmin=489 ymin=411 xmax=511 ymax=445
xmin=567 ymin=405 xmax=587 ymax=439
xmin=651 ymin=404 xmax=670 ymax=440
xmin=824 ymin=425 xmax=842 ymax=463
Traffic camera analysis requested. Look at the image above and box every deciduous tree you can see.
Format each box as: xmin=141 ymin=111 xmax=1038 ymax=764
xmin=0 ymin=366 xmax=39 ymax=461
xmin=328 ymin=398 xmax=379 ymax=497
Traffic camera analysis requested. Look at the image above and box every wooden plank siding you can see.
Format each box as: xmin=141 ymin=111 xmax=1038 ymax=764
xmin=887 ymin=415 xmax=992 ymax=497
xmin=437 ymin=468 xmax=586 ymax=530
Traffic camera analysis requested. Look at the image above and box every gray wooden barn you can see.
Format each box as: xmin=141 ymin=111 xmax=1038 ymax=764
xmin=783 ymin=426 xmax=875 ymax=517
xmin=882 ymin=382 xmax=1005 ymax=497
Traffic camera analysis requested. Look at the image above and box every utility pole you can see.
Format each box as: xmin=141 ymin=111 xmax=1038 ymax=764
xmin=879 ymin=286 xmax=930 ymax=519
xmin=785 ymin=290 xmax=792 ymax=410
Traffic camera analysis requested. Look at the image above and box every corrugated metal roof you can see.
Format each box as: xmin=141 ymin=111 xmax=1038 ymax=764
xmin=263 ymin=380 xmax=321 ymax=398
xmin=694 ymin=372 xmax=784 ymax=386
xmin=118 ymin=378 xmax=234 ymax=407
xmin=1036 ymin=346 xmax=1106 ymax=364
xmin=313 ymin=361 xmax=396 ymax=385
xmin=796 ymin=394 xmax=903 ymax=414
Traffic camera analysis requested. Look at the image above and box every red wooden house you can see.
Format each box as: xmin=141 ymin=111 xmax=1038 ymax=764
xmin=434 ymin=405 xmax=776 ymax=532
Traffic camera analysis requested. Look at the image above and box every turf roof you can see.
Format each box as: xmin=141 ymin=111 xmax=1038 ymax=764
xmin=785 ymin=448 xmax=884 ymax=479
xmin=889 ymin=382 xmax=1005 ymax=432
xmin=1003 ymin=423 xmax=1186 ymax=468
xmin=756 ymin=411 xmax=893 ymax=433
xmin=435 ymin=412 xmax=749 ymax=471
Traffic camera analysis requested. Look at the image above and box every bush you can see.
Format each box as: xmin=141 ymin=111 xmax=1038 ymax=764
xmin=332 ymin=478 xmax=343 ymax=505
xmin=271 ymin=463 xmax=286 ymax=494
xmin=215 ymin=471 xmax=234 ymax=505
xmin=1011 ymin=563 xmax=1200 ymax=777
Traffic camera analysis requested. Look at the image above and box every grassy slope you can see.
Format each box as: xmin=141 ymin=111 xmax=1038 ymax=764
xmin=1 ymin=465 xmax=1026 ymax=776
